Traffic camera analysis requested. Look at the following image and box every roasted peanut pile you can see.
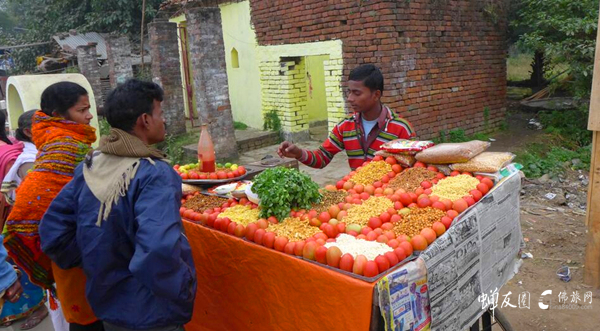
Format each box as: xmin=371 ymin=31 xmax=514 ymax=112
xmin=312 ymin=190 xmax=348 ymax=213
xmin=387 ymin=167 xmax=437 ymax=192
xmin=266 ymin=217 xmax=321 ymax=242
xmin=183 ymin=194 xmax=228 ymax=213
xmin=343 ymin=196 xmax=394 ymax=227
xmin=431 ymin=174 xmax=479 ymax=201
xmin=350 ymin=161 xmax=392 ymax=185
xmin=393 ymin=207 xmax=446 ymax=237
xmin=218 ymin=205 xmax=260 ymax=226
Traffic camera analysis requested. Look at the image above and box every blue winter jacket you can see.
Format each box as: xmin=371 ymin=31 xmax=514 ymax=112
xmin=39 ymin=158 xmax=197 ymax=330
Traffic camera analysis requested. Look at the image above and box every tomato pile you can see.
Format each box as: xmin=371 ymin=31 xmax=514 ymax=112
xmin=179 ymin=155 xmax=496 ymax=279
xmin=174 ymin=162 xmax=247 ymax=180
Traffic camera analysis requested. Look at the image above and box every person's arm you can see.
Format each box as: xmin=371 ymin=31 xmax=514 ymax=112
xmin=129 ymin=164 xmax=196 ymax=303
xmin=17 ymin=162 xmax=33 ymax=179
xmin=39 ymin=178 xmax=81 ymax=269
xmin=277 ymin=124 xmax=345 ymax=169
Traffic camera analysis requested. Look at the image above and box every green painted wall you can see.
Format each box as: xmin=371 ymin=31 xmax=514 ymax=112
xmin=305 ymin=55 xmax=329 ymax=123
xmin=220 ymin=1 xmax=263 ymax=129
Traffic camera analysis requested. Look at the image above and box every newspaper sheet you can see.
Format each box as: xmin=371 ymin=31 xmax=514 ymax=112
xmin=377 ymin=258 xmax=431 ymax=331
xmin=421 ymin=172 xmax=523 ymax=331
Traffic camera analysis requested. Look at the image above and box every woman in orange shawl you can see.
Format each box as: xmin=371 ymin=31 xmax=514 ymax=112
xmin=4 ymin=82 xmax=103 ymax=331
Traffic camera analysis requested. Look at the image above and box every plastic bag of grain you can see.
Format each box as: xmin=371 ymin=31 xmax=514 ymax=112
xmin=415 ymin=140 xmax=490 ymax=164
xmin=182 ymin=183 xmax=202 ymax=195
xmin=450 ymin=152 xmax=516 ymax=173
xmin=381 ymin=139 xmax=434 ymax=154
xmin=374 ymin=150 xmax=416 ymax=167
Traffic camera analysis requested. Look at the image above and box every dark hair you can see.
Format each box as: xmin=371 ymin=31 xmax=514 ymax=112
xmin=40 ymin=82 xmax=88 ymax=117
xmin=0 ymin=110 xmax=11 ymax=145
xmin=348 ymin=64 xmax=384 ymax=93
xmin=15 ymin=110 xmax=37 ymax=143
xmin=104 ymin=79 xmax=164 ymax=132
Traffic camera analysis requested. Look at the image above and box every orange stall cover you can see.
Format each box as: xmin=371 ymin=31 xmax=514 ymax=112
xmin=183 ymin=221 xmax=376 ymax=331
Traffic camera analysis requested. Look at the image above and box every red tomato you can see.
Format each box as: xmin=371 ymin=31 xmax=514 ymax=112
xmin=315 ymin=246 xmax=328 ymax=264
xmin=394 ymin=201 xmax=404 ymax=210
xmin=390 ymin=214 xmax=402 ymax=223
xmin=384 ymin=251 xmax=399 ymax=267
xmin=226 ymin=172 xmax=235 ymax=179
xmin=209 ymin=173 xmax=218 ymax=180
xmin=263 ymin=232 xmax=276 ymax=249
xmin=381 ymin=222 xmax=394 ymax=231
xmin=477 ymin=183 xmax=490 ymax=195
xmin=245 ymin=223 xmax=258 ymax=241
xmin=227 ymin=221 xmax=237 ymax=235
xmin=257 ymin=219 xmax=269 ymax=229
xmin=302 ymin=241 xmax=318 ymax=260
xmin=373 ymin=181 xmax=383 ymax=188
xmin=238 ymin=166 xmax=247 ymax=175
xmin=359 ymin=192 xmax=370 ymax=200
xmin=441 ymin=216 xmax=453 ymax=229
xmin=432 ymin=222 xmax=446 ymax=236
xmin=392 ymin=164 xmax=402 ymax=173
xmin=464 ymin=196 xmax=476 ymax=207
xmin=453 ymin=199 xmax=469 ymax=213
xmin=450 ymin=171 xmax=461 ymax=176
xmin=336 ymin=180 xmax=345 ymax=190
xmin=267 ymin=216 xmax=278 ymax=224
xmin=385 ymin=156 xmax=397 ymax=165
xmin=381 ymin=175 xmax=390 ymax=184
xmin=376 ymin=235 xmax=389 ymax=243
xmin=387 ymin=239 xmax=400 ymax=248
xmin=431 ymin=201 xmax=446 ymax=211
xmin=373 ymin=155 xmax=384 ymax=162
xmin=399 ymin=193 xmax=412 ymax=206
xmin=326 ymin=246 xmax=342 ymax=267
xmin=284 ymin=242 xmax=296 ymax=255
xmin=417 ymin=197 xmax=432 ymax=208
xmin=364 ymin=261 xmax=379 ymax=277
xmin=294 ymin=240 xmax=306 ymax=257
xmin=253 ymin=229 xmax=266 ymax=245
xmin=470 ymin=189 xmax=483 ymax=202
xmin=232 ymin=170 xmax=240 ymax=177
xmin=414 ymin=162 xmax=426 ymax=168
xmin=319 ymin=211 xmax=332 ymax=223
xmin=366 ymin=231 xmax=378 ymax=241
xmin=399 ymin=241 xmax=414 ymax=256
xmin=339 ymin=253 xmax=354 ymax=272
xmin=446 ymin=210 xmax=459 ymax=219
xmin=361 ymin=227 xmax=373 ymax=236
xmin=380 ymin=212 xmax=392 ymax=223
xmin=180 ymin=173 xmax=189 ymax=180
xmin=427 ymin=165 xmax=439 ymax=172
xmin=353 ymin=255 xmax=368 ymax=275
xmin=368 ymin=217 xmax=382 ymax=229
xmin=375 ymin=255 xmax=390 ymax=273
xmin=421 ymin=181 xmax=432 ymax=189
xmin=394 ymin=247 xmax=407 ymax=262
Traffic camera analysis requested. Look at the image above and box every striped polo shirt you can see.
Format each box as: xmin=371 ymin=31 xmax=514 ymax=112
xmin=299 ymin=105 xmax=415 ymax=169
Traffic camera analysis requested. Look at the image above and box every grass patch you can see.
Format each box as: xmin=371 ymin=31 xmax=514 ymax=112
xmin=156 ymin=131 xmax=199 ymax=166
xmin=433 ymin=128 xmax=490 ymax=144
xmin=234 ymin=121 xmax=248 ymax=130
xmin=507 ymin=53 xmax=533 ymax=82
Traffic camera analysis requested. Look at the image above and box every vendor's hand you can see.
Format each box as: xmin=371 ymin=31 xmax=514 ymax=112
xmin=4 ymin=279 xmax=22 ymax=303
xmin=277 ymin=141 xmax=302 ymax=159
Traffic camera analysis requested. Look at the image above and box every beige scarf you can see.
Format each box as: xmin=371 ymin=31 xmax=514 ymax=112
xmin=83 ymin=128 xmax=166 ymax=226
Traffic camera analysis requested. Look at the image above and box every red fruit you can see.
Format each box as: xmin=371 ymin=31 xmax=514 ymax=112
xmin=294 ymin=240 xmax=306 ymax=256
xmin=234 ymin=224 xmax=246 ymax=238
xmin=392 ymin=164 xmax=402 ymax=173
xmin=477 ymin=183 xmax=490 ymax=195
xmin=399 ymin=241 xmax=414 ymax=256
xmin=337 ymin=223 xmax=346 ymax=233
xmin=284 ymin=242 xmax=295 ymax=255
xmin=481 ymin=178 xmax=494 ymax=190
xmin=427 ymin=166 xmax=439 ymax=172
xmin=387 ymin=239 xmax=400 ymax=248
xmin=257 ymin=218 xmax=269 ymax=229
xmin=323 ymin=223 xmax=338 ymax=238
xmin=375 ymin=255 xmax=391 ymax=273
xmin=336 ymin=181 xmax=345 ymax=189
xmin=421 ymin=228 xmax=437 ymax=245
xmin=453 ymin=199 xmax=469 ymax=213
xmin=381 ymin=222 xmax=394 ymax=231
xmin=411 ymin=234 xmax=428 ymax=251
xmin=441 ymin=216 xmax=453 ymax=229
xmin=470 ymin=189 xmax=483 ymax=202
xmin=274 ymin=236 xmax=289 ymax=252
xmin=361 ymin=227 xmax=373 ymax=236
xmin=447 ymin=210 xmax=459 ymax=219
xmin=417 ymin=197 xmax=432 ymax=208
xmin=213 ymin=218 xmax=223 ymax=231
xmin=390 ymin=214 xmax=402 ymax=223
xmin=326 ymin=247 xmax=342 ymax=267
xmin=376 ymin=235 xmax=389 ymax=243
xmin=394 ymin=247 xmax=407 ymax=261
xmin=385 ymin=156 xmax=398 ymax=165
xmin=399 ymin=193 xmax=413 ymax=206
xmin=421 ymin=181 xmax=432 ymax=189
xmin=374 ymin=228 xmax=383 ymax=235
xmin=364 ymin=261 xmax=379 ymax=277
xmin=254 ymin=229 xmax=266 ymax=245
xmin=415 ymin=187 xmax=424 ymax=196
xmin=315 ymin=246 xmax=328 ymax=264
xmin=227 ymin=221 xmax=237 ymax=235
xmin=353 ymin=255 xmax=368 ymax=275
xmin=357 ymin=234 xmax=367 ymax=240
xmin=423 ymin=188 xmax=432 ymax=195
xmin=263 ymin=232 xmax=276 ymax=249
xmin=347 ymin=230 xmax=359 ymax=236
xmin=367 ymin=231 xmax=379 ymax=241
xmin=368 ymin=217 xmax=382 ymax=229
xmin=431 ymin=201 xmax=446 ymax=211
xmin=394 ymin=201 xmax=404 ymax=210
xmin=436 ymin=172 xmax=446 ymax=179
xmin=360 ymin=192 xmax=370 ymax=200
xmin=384 ymin=231 xmax=396 ymax=240
xmin=441 ymin=199 xmax=453 ymax=211
xmin=409 ymin=193 xmax=418 ymax=203
xmin=450 ymin=170 xmax=461 ymax=176
xmin=373 ymin=155 xmax=384 ymax=161
xmin=414 ymin=162 xmax=426 ymax=168
xmin=464 ymin=196 xmax=476 ymax=207
xmin=432 ymin=222 xmax=446 ymax=236
xmin=340 ymin=254 xmax=354 ymax=272
xmin=319 ymin=211 xmax=331 ymax=223
xmin=384 ymin=251 xmax=399 ymax=267
xmin=380 ymin=212 xmax=392 ymax=223
xmin=302 ymin=241 xmax=318 ymax=260
xmin=309 ymin=218 xmax=322 ymax=227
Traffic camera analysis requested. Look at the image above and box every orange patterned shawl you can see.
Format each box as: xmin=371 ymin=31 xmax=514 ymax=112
xmin=4 ymin=111 xmax=98 ymax=324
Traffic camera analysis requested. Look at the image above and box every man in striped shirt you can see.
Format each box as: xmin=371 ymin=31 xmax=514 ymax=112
xmin=277 ymin=64 xmax=416 ymax=170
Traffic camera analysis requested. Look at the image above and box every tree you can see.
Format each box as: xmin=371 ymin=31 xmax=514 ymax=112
xmin=512 ymin=0 xmax=599 ymax=97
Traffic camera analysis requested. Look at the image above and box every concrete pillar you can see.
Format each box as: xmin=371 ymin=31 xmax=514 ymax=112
xmin=186 ymin=7 xmax=238 ymax=160
xmin=106 ymin=35 xmax=134 ymax=88
xmin=148 ymin=19 xmax=186 ymax=135
xmin=76 ymin=43 xmax=104 ymax=109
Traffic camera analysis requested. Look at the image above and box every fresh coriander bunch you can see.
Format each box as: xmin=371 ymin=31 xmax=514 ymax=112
xmin=251 ymin=167 xmax=321 ymax=222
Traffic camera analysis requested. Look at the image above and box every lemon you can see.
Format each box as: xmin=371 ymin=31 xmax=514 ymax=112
xmin=231 ymin=164 xmax=239 ymax=171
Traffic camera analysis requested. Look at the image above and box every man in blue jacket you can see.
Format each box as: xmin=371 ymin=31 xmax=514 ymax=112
xmin=40 ymin=79 xmax=197 ymax=331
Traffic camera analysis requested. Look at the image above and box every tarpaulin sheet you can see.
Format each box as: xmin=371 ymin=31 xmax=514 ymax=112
xmin=183 ymin=221 xmax=376 ymax=331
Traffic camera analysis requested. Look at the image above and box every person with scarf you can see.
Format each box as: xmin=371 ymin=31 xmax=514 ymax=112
xmin=4 ymin=82 xmax=101 ymax=331
xmin=40 ymin=79 xmax=196 ymax=331
xmin=0 ymin=110 xmax=50 ymax=330
xmin=0 ymin=110 xmax=24 ymax=227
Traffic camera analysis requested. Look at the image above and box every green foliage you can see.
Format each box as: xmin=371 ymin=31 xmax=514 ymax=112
xmin=98 ymin=117 xmax=110 ymax=136
xmin=252 ymin=167 xmax=321 ymax=222
xmin=434 ymin=129 xmax=490 ymax=144
xmin=512 ymin=0 xmax=599 ymax=97
xmin=156 ymin=132 xmax=198 ymax=166
xmin=233 ymin=121 xmax=248 ymax=130
xmin=263 ymin=109 xmax=282 ymax=132
xmin=539 ymin=105 xmax=592 ymax=148
xmin=515 ymin=142 xmax=591 ymax=178
xmin=134 ymin=66 xmax=152 ymax=82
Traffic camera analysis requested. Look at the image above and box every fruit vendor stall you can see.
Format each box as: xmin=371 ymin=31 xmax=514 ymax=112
xmin=175 ymin=140 xmax=524 ymax=331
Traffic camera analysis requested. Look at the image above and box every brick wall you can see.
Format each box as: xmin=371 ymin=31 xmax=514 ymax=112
xmin=149 ymin=20 xmax=187 ymax=135
xmin=106 ymin=35 xmax=134 ymax=88
xmin=76 ymin=43 xmax=104 ymax=110
xmin=186 ymin=7 xmax=239 ymax=160
xmin=248 ymin=0 xmax=508 ymax=139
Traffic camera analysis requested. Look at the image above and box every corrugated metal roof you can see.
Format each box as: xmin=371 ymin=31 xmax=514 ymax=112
xmin=53 ymin=32 xmax=107 ymax=60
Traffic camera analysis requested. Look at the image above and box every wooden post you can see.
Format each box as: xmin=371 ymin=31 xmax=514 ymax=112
xmin=583 ymin=5 xmax=600 ymax=289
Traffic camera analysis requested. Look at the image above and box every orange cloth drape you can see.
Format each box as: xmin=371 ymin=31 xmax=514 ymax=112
xmin=183 ymin=221 xmax=377 ymax=331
